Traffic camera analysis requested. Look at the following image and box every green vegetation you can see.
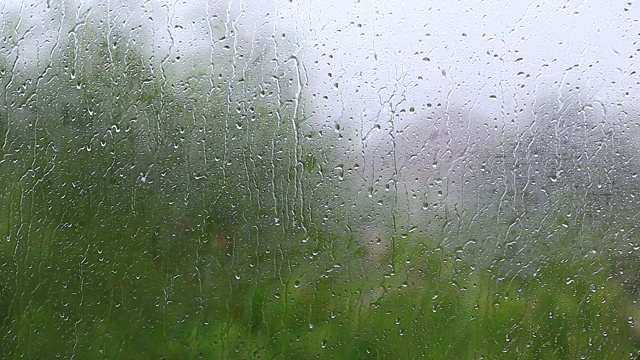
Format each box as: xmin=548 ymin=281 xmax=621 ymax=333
xmin=1 ymin=219 xmax=639 ymax=358
xmin=1 ymin=10 xmax=639 ymax=360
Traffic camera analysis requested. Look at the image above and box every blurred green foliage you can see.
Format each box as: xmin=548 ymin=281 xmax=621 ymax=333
xmin=0 ymin=13 xmax=639 ymax=360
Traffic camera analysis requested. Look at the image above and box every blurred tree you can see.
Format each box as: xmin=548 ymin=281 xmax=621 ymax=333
xmin=0 ymin=7 xmax=321 ymax=357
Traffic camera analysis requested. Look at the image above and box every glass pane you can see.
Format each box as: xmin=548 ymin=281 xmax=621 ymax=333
xmin=1 ymin=1 xmax=638 ymax=358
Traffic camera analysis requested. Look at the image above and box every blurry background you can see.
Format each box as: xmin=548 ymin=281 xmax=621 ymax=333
xmin=1 ymin=0 xmax=639 ymax=358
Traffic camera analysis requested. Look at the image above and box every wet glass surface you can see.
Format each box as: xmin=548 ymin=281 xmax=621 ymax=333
xmin=1 ymin=1 xmax=639 ymax=358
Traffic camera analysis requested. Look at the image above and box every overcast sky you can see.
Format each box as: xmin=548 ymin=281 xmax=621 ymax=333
xmin=289 ymin=0 xmax=638 ymax=132
xmin=4 ymin=0 xmax=637 ymax=118
xmin=3 ymin=1 xmax=638 ymax=148
xmin=2 ymin=0 xmax=639 ymax=161
xmin=2 ymin=0 xmax=638 ymax=235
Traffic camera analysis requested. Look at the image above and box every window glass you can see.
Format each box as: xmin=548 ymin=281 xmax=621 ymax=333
xmin=1 ymin=1 xmax=639 ymax=358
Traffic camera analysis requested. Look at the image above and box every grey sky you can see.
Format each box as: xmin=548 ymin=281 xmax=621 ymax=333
xmin=2 ymin=0 xmax=638 ymax=244
xmin=5 ymin=1 xmax=637 ymax=121
xmin=290 ymin=1 xmax=638 ymax=128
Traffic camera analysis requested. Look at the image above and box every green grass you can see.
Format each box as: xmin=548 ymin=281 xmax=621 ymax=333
xmin=1 ymin=200 xmax=639 ymax=359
